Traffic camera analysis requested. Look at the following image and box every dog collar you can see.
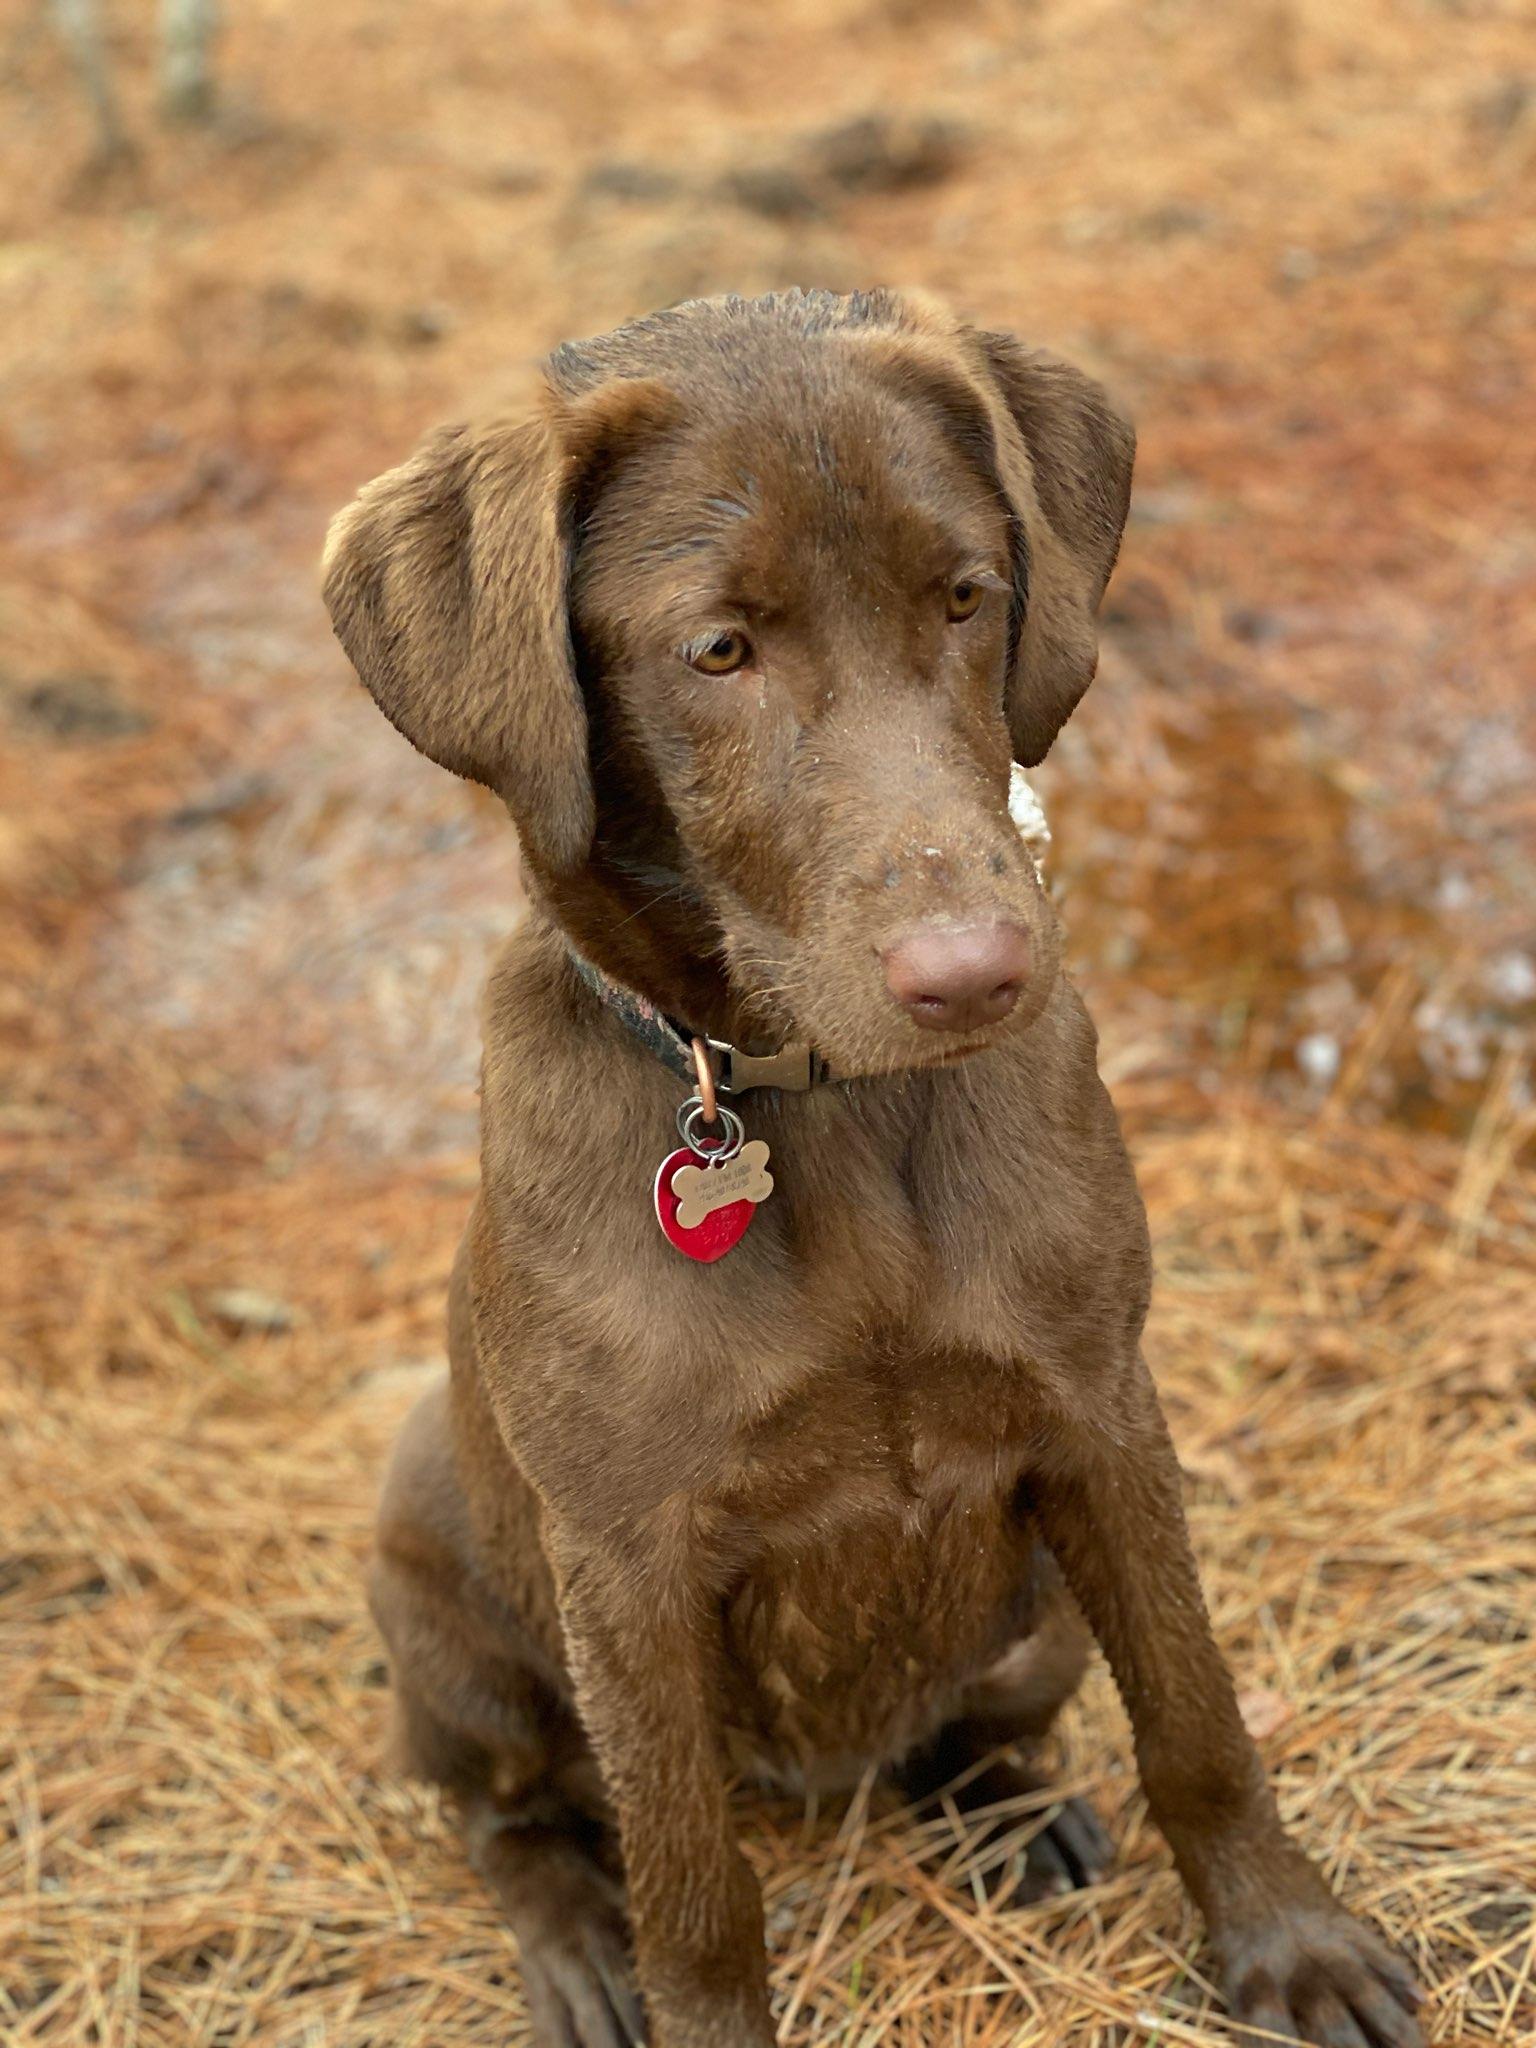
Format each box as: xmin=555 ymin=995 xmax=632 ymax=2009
xmin=569 ymin=950 xmax=834 ymax=1096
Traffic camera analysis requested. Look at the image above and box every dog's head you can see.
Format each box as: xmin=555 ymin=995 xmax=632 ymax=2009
xmin=323 ymin=290 xmax=1133 ymax=1073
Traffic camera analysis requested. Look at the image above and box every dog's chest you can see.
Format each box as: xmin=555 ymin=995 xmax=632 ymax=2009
xmin=718 ymin=1432 xmax=1037 ymax=1784
xmin=719 ymin=1332 xmax=1040 ymax=1521
xmin=690 ymin=1117 xmax=1068 ymax=1528
xmin=707 ymin=1339 xmax=1041 ymax=1780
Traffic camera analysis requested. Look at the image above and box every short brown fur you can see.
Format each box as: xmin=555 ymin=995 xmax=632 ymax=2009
xmin=324 ymin=288 xmax=1423 ymax=2048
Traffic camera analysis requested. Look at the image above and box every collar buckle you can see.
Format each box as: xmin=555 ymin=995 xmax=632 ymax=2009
xmin=710 ymin=1038 xmax=824 ymax=1094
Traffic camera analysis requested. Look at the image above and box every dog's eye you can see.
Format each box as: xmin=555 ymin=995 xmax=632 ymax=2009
xmin=946 ymin=579 xmax=985 ymax=622
xmin=686 ymin=630 xmax=752 ymax=676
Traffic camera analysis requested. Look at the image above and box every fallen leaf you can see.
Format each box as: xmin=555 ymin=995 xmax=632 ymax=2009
xmin=1238 ymin=1687 xmax=1294 ymax=1742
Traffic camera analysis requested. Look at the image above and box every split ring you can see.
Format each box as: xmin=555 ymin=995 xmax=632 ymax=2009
xmin=676 ymin=1097 xmax=745 ymax=1161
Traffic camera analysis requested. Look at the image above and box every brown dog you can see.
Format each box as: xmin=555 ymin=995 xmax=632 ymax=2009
xmin=323 ymin=288 xmax=1423 ymax=2048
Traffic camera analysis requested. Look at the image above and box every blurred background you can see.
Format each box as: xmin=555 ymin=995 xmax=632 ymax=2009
xmin=2 ymin=4 xmax=1532 ymax=2044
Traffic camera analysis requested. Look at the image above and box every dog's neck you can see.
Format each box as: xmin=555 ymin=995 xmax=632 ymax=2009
xmin=533 ymin=854 xmax=750 ymax=1033
xmin=568 ymin=949 xmax=837 ymax=1098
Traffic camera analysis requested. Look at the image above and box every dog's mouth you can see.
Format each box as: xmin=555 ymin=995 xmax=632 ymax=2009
xmin=857 ymin=1034 xmax=997 ymax=1077
xmin=916 ymin=1036 xmax=1003 ymax=1071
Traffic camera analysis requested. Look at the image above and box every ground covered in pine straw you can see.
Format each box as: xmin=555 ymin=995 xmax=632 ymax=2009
xmin=4 ymin=0 xmax=1535 ymax=2041
xmin=4 ymin=1094 xmax=1532 ymax=2045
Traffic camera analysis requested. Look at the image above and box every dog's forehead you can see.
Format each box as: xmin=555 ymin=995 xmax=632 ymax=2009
xmin=611 ymin=360 xmax=1005 ymax=599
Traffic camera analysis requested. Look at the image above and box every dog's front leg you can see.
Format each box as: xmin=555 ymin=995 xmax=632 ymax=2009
xmin=1025 ymin=1353 xmax=1422 ymax=2048
xmin=549 ymin=1521 xmax=776 ymax=2048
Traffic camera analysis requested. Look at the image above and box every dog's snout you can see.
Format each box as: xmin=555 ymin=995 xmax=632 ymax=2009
xmin=881 ymin=920 xmax=1034 ymax=1034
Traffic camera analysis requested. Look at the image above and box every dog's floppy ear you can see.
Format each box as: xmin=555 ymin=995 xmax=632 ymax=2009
xmin=971 ymin=333 xmax=1135 ymax=766
xmin=321 ymin=380 xmax=675 ymax=876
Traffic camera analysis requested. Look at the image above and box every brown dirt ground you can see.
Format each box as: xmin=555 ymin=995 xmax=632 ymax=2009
xmin=2 ymin=2 xmax=1533 ymax=2043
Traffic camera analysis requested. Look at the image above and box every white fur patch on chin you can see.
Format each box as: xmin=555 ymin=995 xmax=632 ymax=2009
xmin=1008 ymin=762 xmax=1051 ymax=875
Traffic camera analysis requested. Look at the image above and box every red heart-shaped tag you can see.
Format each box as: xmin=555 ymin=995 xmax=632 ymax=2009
xmin=654 ymin=1145 xmax=757 ymax=1262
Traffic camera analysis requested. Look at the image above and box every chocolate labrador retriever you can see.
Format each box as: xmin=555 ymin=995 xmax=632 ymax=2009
xmin=323 ymin=288 xmax=1423 ymax=2048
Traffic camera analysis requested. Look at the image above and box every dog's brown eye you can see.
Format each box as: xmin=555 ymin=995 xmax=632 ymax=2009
xmin=946 ymin=579 xmax=985 ymax=622
xmin=687 ymin=630 xmax=752 ymax=675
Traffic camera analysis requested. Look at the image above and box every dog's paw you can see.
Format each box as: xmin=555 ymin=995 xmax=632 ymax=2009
xmin=903 ymin=1747 xmax=1114 ymax=1904
xmin=1217 ymin=1894 xmax=1423 ymax=2048
xmin=517 ymin=1895 xmax=646 ymax=2048
xmin=1018 ymin=1791 xmax=1114 ymax=1901
xmin=469 ymin=1814 xmax=646 ymax=2047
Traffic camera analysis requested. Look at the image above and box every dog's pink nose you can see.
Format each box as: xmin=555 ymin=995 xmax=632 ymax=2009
xmin=881 ymin=921 xmax=1034 ymax=1034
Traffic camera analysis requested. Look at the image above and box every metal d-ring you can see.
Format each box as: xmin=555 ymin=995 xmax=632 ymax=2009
xmin=689 ymin=1035 xmax=719 ymax=1126
xmin=677 ymin=1097 xmax=745 ymax=1161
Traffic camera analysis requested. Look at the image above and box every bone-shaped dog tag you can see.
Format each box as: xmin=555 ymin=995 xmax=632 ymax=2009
xmin=672 ymin=1140 xmax=773 ymax=1230
xmin=654 ymin=1139 xmax=773 ymax=1262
